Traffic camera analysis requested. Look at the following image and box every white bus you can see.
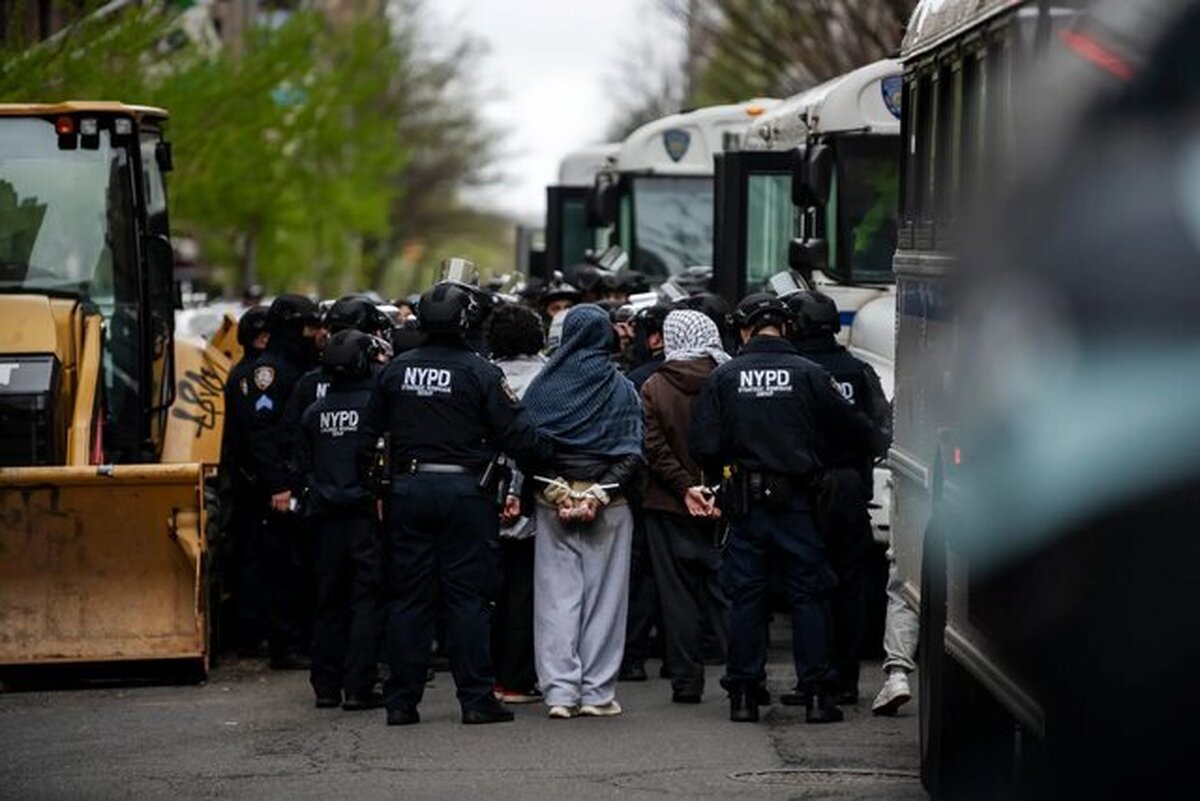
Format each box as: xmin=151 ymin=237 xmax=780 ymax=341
xmin=713 ymin=58 xmax=902 ymax=386
xmin=589 ymin=99 xmax=779 ymax=284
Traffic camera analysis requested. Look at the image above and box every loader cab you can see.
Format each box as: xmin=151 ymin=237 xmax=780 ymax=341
xmin=0 ymin=104 xmax=176 ymax=465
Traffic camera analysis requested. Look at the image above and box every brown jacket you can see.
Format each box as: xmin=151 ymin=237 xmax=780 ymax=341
xmin=640 ymin=357 xmax=716 ymax=516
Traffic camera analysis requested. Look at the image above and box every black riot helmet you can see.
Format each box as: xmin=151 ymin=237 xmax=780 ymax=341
xmin=236 ymin=305 xmax=270 ymax=348
xmin=418 ymin=282 xmax=473 ymax=336
xmin=266 ymin=293 xmax=321 ymax=333
xmin=729 ymin=292 xmax=790 ymax=333
xmin=324 ymin=295 xmax=391 ymax=336
xmin=786 ymin=290 xmax=841 ymax=337
xmin=320 ymin=329 xmax=373 ymax=380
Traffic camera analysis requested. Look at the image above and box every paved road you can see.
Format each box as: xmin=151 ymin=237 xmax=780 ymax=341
xmin=0 ymin=641 xmax=922 ymax=800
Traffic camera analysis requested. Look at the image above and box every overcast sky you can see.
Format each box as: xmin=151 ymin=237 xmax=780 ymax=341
xmin=428 ymin=0 xmax=682 ymax=223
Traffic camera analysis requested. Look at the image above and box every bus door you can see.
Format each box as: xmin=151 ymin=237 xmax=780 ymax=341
xmin=712 ymin=149 xmax=796 ymax=304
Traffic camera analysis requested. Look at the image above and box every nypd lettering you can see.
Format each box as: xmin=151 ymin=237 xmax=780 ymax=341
xmin=316 ymin=381 xmax=330 ymax=400
xmin=738 ymin=368 xmax=793 ymax=397
xmin=835 ymin=380 xmax=855 ymax=402
xmin=319 ymin=409 xmax=359 ymax=437
xmin=402 ymin=366 xmax=453 ymax=397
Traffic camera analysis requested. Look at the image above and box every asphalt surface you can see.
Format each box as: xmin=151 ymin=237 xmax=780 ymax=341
xmin=0 ymin=636 xmax=922 ymax=800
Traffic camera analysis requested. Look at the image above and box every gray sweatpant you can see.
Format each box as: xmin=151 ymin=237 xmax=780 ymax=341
xmin=533 ymin=503 xmax=633 ymax=708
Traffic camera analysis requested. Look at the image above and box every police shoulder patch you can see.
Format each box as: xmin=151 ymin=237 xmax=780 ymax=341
xmin=254 ymin=365 xmax=276 ymax=391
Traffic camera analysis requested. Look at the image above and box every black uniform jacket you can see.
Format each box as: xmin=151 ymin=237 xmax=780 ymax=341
xmin=367 ymin=338 xmax=551 ymax=475
xmin=295 ymin=374 xmax=378 ymax=515
xmin=239 ymin=338 xmax=313 ymax=495
xmin=688 ymin=335 xmax=879 ymax=480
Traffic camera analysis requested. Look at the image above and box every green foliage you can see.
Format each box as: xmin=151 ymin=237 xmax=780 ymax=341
xmin=0 ymin=2 xmax=507 ymax=296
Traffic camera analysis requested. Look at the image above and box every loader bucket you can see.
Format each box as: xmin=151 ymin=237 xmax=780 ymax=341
xmin=0 ymin=464 xmax=209 ymax=672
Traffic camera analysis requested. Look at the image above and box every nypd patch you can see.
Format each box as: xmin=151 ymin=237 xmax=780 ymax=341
xmin=663 ymin=128 xmax=691 ymax=163
xmin=254 ymin=365 xmax=276 ymax=391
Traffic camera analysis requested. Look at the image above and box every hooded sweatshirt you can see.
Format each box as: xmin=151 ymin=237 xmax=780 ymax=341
xmin=640 ymin=356 xmax=718 ymax=516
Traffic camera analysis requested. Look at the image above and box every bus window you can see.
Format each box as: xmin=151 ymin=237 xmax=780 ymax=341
xmin=836 ymin=137 xmax=901 ymax=283
xmin=744 ymin=172 xmax=794 ymax=289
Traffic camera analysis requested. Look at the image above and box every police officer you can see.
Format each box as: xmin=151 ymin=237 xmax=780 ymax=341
xmin=368 ymin=282 xmax=551 ymax=726
xmin=281 ymin=295 xmax=393 ymax=438
xmin=689 ymin=293 xmax=881 ymax=724
xmin=782 ymin=290 xmax=891 ymax=706
xmin=221 ymin=305 xmax=270 ymax=655
xmin=619 ymin=302 xmax=670 ymax=684
xmin=296 ymin=330 xmax=386 ymax=712
xmin=240 ymin=293 xmax=322 ymax=670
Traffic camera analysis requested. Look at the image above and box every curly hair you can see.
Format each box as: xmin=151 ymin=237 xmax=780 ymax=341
xmin=485 ymin=302 xmax=545 ymax=359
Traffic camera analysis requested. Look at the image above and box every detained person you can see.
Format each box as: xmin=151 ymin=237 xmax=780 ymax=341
xmin=522 ymin=304 xmax=645 ymax=719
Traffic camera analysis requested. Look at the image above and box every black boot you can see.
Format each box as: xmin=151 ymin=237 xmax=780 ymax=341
xmin=729 ymin=682 xmax=760 ymax=723
xmin=805 ymin=689 xmax=844 ymax=724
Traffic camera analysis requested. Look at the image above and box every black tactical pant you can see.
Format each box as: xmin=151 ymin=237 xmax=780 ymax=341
xmin=492 ymin=537 xmax=537 ymax=693
xmin=820 ymin=468 xmax=874 ymax=697
xmin=310 ymin=510 xmax=381 ymax=699
xmin=623 ymin=505 xmax=663 ymax=670
xmin=645 ymin=511 xmax=729 ymax=696
xmin=258 ymin=507 xmax=313 ymax=662
xmin=723 ymin=500 xmax=838 ymax=691
xmin=383 ymin=473 xmax=499 ymax=713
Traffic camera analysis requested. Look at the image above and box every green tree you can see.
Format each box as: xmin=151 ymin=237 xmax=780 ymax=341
xmin=0 ymin=2 xmax=506 ymax=297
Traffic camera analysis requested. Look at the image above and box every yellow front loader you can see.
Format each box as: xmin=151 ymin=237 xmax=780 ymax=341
xmin=0 ymin=104 xmax=227 ymax=678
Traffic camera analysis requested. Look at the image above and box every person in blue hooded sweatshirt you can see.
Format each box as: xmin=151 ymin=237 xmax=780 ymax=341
xmin=522 ymin=304 xmax=645 ymax=720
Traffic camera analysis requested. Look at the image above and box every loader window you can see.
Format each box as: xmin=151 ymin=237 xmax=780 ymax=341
xmin=0 ymin=118 xmax=135 ymax=301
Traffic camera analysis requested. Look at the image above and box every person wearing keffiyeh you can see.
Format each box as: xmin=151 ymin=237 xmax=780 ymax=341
xmin=522 ymin=304 xmax=645 ymax=719
xmin=640 ymin=310 xmax=731 ymax=704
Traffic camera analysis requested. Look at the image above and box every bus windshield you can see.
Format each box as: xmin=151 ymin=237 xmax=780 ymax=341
xmin=630 ymin=175 xmax=713 ymax=280
xmin=836 ymin=136 xmax=900 ymax=283
xmin=0 ymin=117 xmax=133 ymax=302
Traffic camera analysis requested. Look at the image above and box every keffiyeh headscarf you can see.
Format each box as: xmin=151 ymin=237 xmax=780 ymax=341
xmin=663 ymin=310 xmax=730 ymax=365
xmin=522 ymin=304 xmax=644 ymax=456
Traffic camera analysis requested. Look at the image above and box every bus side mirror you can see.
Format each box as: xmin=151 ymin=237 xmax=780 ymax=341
xmin=788 ymin=237 xmax=828 ymax=278
xmin=586 ymin=173 xmax=618 ymax=228
xmin=790 ymin=146 xmax=815 ymax=207
xmin=807 ymin=144 xmax=834 ymax=207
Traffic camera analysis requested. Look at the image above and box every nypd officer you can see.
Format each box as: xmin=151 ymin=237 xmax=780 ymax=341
xmin=295 ymin=329 xmax=386 ymax=712
xmin=282 ymin=295 xmax=393 ymax=436
xmin=368 ymin=282 xmax=551 ymax=726
xmin=241 ymin=293 xmax=323 ymax=670
xmin=221 ymin=305 xmax=270 ymax=655
xmin=783 ymin=290 xmax=891 ymax=706
xmin=689 ymin=293 xmax=880 ymax=724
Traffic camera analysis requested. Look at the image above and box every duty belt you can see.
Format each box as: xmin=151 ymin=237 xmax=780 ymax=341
xmin=406 ymin=460 xmax=473 ymax=475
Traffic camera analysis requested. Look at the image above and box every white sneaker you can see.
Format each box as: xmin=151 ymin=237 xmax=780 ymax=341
xmin=579 ymin=700 xmax=622 ymax=717
xmin=548 ymin=704 xmax=580 ymax=719
xmin=871 ymin=670 xmax=912 ymax=716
